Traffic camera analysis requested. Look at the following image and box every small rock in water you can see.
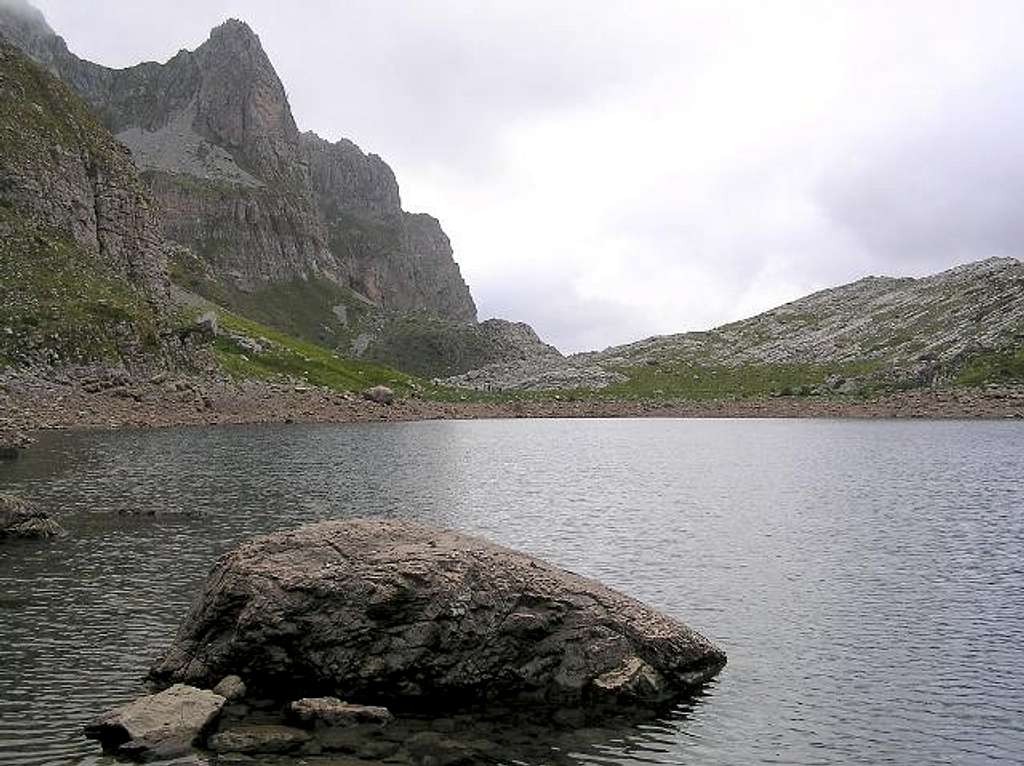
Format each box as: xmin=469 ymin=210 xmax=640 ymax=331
xmin=207 ymin=723 xmax=311 ymax=754
xmin=213 ymin=675 xmax=247 ymax=701
xmin=0 ymin=494 xmax=64 ymax=540
xmin=0 ymin=429 xmax=32 ymax=460
xmin=286 ymin=697 xmax=393 ymax=727
xmin=83 ymin=683 xmax=225 ymax=760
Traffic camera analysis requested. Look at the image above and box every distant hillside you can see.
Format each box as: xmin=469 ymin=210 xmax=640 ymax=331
xmin=447 ymin=258 xmax=1024 ymax=396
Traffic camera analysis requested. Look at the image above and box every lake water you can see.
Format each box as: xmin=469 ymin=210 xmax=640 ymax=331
xmin=1 ymin=418 xmax=1022 ymax=765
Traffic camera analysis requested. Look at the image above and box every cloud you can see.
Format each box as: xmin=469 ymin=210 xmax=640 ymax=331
xmin=820 ymin=75 xmax=1024 ymax=272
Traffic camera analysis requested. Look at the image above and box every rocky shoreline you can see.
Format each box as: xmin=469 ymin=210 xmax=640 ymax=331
xmin=2 ymin=368 xmax=1023 ymax=445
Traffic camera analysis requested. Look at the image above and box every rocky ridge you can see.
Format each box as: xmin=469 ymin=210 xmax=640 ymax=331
xmin=447 ymin=257 xmax=1024 ymax=392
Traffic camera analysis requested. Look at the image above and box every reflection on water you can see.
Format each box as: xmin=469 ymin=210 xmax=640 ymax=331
xmin=1 ymin=419 xmax=1023 ymax=765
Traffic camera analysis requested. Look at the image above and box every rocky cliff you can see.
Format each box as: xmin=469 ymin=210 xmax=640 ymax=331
xmin=0 ymin=40 xmax=185 ymax=367
xmin=0 ymin=0 xmax=478 ymax=326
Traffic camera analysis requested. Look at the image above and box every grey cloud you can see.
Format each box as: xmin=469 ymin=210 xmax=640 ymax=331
xmin=820 ymin=76 xmax=1024 ymax=271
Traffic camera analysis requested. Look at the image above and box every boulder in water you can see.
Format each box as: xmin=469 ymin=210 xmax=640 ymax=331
xmin=0 ymin=494 xmax=63 ymax=540
xmin=149 ymin=519 xmax=725 ymax=713
xmin=286 ymin=697 xmax=394 ymax=728
xmin=83 ymin=683 xmax=225 ymax=760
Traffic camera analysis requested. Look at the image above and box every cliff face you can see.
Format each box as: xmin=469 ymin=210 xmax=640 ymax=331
xmin=0 ymin=1 xmax=477 ymax=324
xmin=301 ymin=132 xmax=477 ymax=320
xmin=0 ymin=41 xmax=181 ymax=367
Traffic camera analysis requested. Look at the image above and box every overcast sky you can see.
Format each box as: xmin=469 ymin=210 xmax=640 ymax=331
xmin=32 ymin=0 xmax=1024 ymax=351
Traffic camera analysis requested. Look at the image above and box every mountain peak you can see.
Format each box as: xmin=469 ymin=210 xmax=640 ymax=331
xmin=207 ymin=18 xmax=259 ymax=45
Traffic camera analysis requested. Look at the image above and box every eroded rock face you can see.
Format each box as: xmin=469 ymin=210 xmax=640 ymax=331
xmin=149 ymin=519 xmax=726 ymax=711
xmin=83 ymin=683 xmax=225 ymax=760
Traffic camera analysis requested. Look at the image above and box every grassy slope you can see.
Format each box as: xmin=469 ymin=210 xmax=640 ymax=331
xmin=0 ymin=44 xmax=163 ymax=367
xmin=211 ymin=308 xmax=413 ymax=392
xmin=0 ymin=209 xmax=160 ymax=366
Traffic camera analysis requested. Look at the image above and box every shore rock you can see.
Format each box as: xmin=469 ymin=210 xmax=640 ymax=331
xmin=287 ymin=697 xmax=393 ymax=728
xmin=362 ymin=385 xmax=395 ymax=404
xmin=0 ymin=494 xmax=64 ymax=540
xmin=212 ymin=674 xmax=247 ymax=701
xmin=149 ymin=519 xmax=726 ymax=712
xmin=83 ymin=683 xmax=225 ymax=760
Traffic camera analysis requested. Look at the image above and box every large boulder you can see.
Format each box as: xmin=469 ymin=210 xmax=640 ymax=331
xmin=83 ymin=684 xmax=225 ymax=760
xmin=0 ymin=494 xmax=63 ymax=539
xmin=149 ymin=520 xmax=725 ymax=712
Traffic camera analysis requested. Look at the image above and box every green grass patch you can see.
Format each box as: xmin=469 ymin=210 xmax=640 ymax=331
xmin=0 ymin=210 xmax=160 ymax=366
xmin=211 ymin=308 xmax=420 ymax=393
xmin=955 ymin=349 xmax=1024 ymax=387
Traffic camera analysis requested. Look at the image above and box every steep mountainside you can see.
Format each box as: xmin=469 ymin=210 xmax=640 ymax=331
xmin=0 ymin=0 xmax=497 ymax=375
xmin=0 ymin=41 xmax=187 ymax=367
xmin=447 ymin=258 xmax=1024 ymax=394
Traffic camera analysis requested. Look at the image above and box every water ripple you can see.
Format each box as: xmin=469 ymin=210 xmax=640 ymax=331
xmin=0 ymin=419 xmax=1022 ymax=765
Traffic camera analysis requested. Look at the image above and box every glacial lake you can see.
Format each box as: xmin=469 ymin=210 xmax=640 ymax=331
xmin=0 ymin=418 xmax=1022 ymax=765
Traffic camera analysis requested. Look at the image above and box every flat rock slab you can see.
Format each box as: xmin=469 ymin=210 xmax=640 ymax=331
xmin=287 ymin=697 xmax=393 ymax=727
xmin=83 ymin=683 xmax=225 ymax=760
xmin=150 ymin=519 xmax=726 ymax=710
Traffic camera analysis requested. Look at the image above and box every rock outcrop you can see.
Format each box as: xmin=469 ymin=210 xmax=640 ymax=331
xmin=83 ymin=683 xmax=225 ymax=760
xmin=149 ymin=519 xmax=726 ymax=711
xmin=0 ymin=38 xmax=204 ymax=368
xmin=0 ymin=494 xmax=63 ymax=539
xmin=360 ymin=315 xmax=564 ymax=379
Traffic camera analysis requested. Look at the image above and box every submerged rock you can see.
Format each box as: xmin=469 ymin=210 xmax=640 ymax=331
xmin=207 ymin=723 xmax=311 ymax=754
xmin=83 ymin=683 xmax=225 ymax=760
xmin=149 ymin=519 xmax=725 ymax=712
xmin=287 ymin=697 xmax=393 ymax=728
xmin=0 ymin=494 xmax=64 ymax=540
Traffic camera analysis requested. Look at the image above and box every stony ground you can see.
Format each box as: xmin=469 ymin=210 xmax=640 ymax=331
xmin=2 ymin=368 xmax=1022 ymax=451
